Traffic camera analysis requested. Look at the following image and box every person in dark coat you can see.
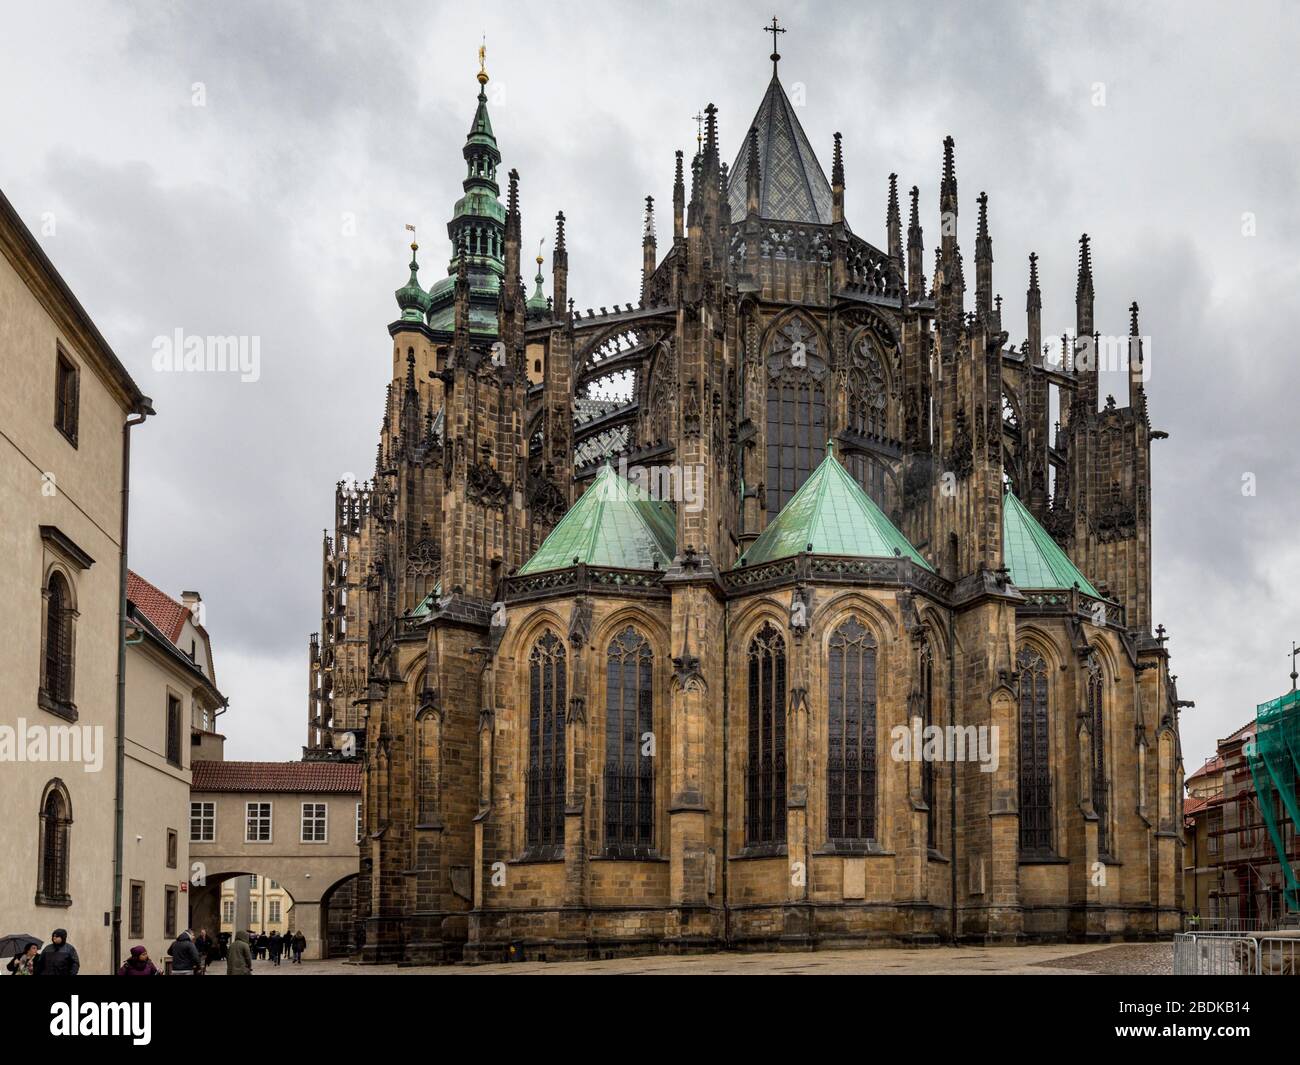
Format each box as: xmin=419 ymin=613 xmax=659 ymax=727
xmin=194 ymin=929 xmax=212 ymax=967
xmin=267 ymin=931 xmax=283 ymax=966
xmin=255 ymin=932 xmax=269 ymax=959
xmin=116 ymin=946 xmax=161 ymax=976
xmin=33 ymin=929 xmax=79 ymax=976
xmin=292 ymin=931 xmax=306 ymax=963
xmin=167 ymin=930 xmax=202 ymax=974
xmin=225 ymin=929 xmax=253 ymax=975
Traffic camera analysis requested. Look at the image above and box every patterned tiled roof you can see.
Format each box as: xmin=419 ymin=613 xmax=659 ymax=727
xmin=191 ymin=760 xmax=361 ymax=794
xmin=519 ymin=463 xmax=676 ymax=574
xmin=1002 ymin=491 xmax=1101 ymax=597
xmin=727 ymin=74 xmax=835 ymax=225
xmin=738 ymin=449 xmax=930 ymax=568
xmin=127 ymin=570 xmax=190 ymax=643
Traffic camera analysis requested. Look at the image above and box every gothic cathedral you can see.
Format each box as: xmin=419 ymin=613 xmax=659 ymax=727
xmin=307 ymin=34 xmax=1187 ymax=962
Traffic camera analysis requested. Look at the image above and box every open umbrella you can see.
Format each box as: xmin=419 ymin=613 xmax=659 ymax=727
xmin=0 ymin=934 xmax=42 ymax=957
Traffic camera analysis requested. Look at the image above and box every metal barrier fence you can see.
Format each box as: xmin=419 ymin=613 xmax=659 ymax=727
xmin=1174 ymin=932 xmax=1300 ymax=975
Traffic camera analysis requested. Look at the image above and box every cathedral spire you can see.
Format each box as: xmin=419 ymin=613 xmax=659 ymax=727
xmin=1076 ymin=233 xmax=1097 ymax=412
xmin=552 ymin=211 xmax=568 ymax=318
xmin=975 ymin=191 xmax=993 ymax=322
xmin=641 ymin=195 xmax=657 ymax=301
xmin=1026 ymin=252 xmax=1042 ymax=363
xmin=907 ymin=184 xmax=925 ymax=300
xmin=1128 ymin=299 xmax=1145 ymax=407
xmin=394 ymin=238 xmax=432 ymax=323
xmin=886 ymin=172 xmax=901 ymax=262
xmin=745 ymin=127 xmax=761 ymax=217
xmin=831 ymin=132 xmax=844 ymax=225
xmin=673 ymin=150 xmax=685 ymax=242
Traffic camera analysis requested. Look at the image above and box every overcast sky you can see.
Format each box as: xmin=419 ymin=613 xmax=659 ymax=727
xmin=3 ymin=0 xmax=1297 ymax=770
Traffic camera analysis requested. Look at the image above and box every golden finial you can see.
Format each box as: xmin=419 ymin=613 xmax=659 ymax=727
xmin=536 ymin=238 xmax=545 ymax=269
xmin=477 ymin=38 xmax=489 ymax=86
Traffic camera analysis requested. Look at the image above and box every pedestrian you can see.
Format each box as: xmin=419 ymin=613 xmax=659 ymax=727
xmin=33 ymin=929 xmax=79 ymax=976
xmin=195 ymin=928 xmax=212 ymax=967
xmin=167 ymin=929 xmax=202 ymax=975
xmin=292 ymin=931 xmax=306 ymax=963
xmin=268 ymin=930 xmax=283 ymax=966
xmin=256 ymin=932 xmax=268 ymax=960
xmin=225 ymin=929 xmax=253 ymax=976
xmin=6 ymin=943 xmax=39 ymax=975
xmin=116 ymin=946 xmax=161 ymax=976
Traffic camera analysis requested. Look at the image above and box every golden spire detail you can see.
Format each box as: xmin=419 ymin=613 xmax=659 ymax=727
xmin=477 ymin=38 xmax=489 ymax=86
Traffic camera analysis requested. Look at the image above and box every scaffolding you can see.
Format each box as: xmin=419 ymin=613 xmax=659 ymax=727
xmin=1245 ymin=688 xmax=1300 ymax=914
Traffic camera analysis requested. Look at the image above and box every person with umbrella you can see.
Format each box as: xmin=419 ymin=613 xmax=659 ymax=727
xmin=4 ymin=937 xmax=40 ymax=976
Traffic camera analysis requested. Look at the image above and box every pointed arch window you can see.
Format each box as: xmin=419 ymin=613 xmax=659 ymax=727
xmin=845 ymin=333 xmax=890 ymax=507
xmin=41 ymin=571 xmax=76 ymax=716
xmin=918 ymin=635 xmax=936 ymax=849
xmin=765 ymin=319 xmax=827 ymax=519
xmin=415 ymin=706 xmax=439 ymax=825
xmin=828 ymin=617 xmax=878 ymax=843
xmin=1017 ymin=646 xmax=1053 ymax=855
xmin=603 ymin=626 xmax=655 ymax=855
xmin=1088 ymin=659 xmax=1110 ymax=857
xmin=526 ymin=631 xmax=567 ymax=852
xmin=37 ymin=780 xmax=72 ymax=905
xmin=746 ymin=622 xmax=787 ymax=846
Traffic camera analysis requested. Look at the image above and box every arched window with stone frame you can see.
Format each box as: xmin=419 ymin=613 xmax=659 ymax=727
xmin=603 ymin=626 xmax=655 ymax=856
xmin=415 ymin=704 xmax=439 ymax=826
xmin=917 ymin=634 xmax=936 ymax=850
xmin=1017 ymin=645 xmax=1053 ymax=855
xmin=525 ymin=630 xmax=567 ymax=853
xmin=844 ymin=329 xmax=890 ymax=508
xmin=828 ymin=617 xmax=878 ymax=844
xmin=37 ymin=778 xmax=72 ymax=905
xmin=765 ymin=317 xmax=828 ymax=519
xmin=40 ymin=570 xmax=77 ymax=717
xmin=1087 ymin=657 xmax=1111 ymax=858
xmin=746 ymin=621 xmax=787 ymax=846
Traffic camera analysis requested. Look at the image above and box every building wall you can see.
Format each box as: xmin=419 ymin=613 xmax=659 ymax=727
xmin=0 ymin=211 xmax=133 ymax=975
xmin=189 ymin=789 xmax=360 ymax=959
xmin=120 ymin=640 xmax=197 ymax=960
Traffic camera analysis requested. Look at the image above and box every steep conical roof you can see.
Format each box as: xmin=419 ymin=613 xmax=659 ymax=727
xmin=727 ymin=74 xmax=835 ymax=225
xmin=518 ymin=464 xmax=677 ymax=575
xmin=1002 ymin=490 xmax=1101 ymax=596
xmin=738 ymin=449 xmax=930 ymax=568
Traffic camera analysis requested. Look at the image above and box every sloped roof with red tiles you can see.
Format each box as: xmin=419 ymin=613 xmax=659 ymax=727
xmin=1183 ymin=795 xmax=1208 ymax=817
xmin=127 ymin=570 xmax=190 ymax=644
xmin=1186 ymin=754 xmax=1224 ymax=784
xmin=191 ymin=760 xmax=360 ymax=794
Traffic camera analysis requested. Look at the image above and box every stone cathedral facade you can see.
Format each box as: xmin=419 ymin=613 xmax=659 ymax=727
xmin=307 ymin=39 xmax=1187 ymax=963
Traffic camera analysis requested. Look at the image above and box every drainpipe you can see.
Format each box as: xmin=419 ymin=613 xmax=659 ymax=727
xmin=948 ymin=611 xmax=958 ymax=943
xmin=721 ymin=602 xmax=730 ymax=948
xmin=112 ymin=399 xmax=154 ymax=973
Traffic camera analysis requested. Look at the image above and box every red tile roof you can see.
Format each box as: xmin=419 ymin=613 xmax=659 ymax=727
xmin=127 ymin=570 xmax=189 ymax=644
xmin=1183 ymin=795 xmax=1208 ymax=816
xmin=191 ymin=760 xmax=361 ymax=794
xmin=1186 ymin=754 xmax=1223 ymax=783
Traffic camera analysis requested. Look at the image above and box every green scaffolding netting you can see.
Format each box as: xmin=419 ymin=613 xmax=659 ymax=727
xmin=1245 ymin=688 xmax=1300 ymax=912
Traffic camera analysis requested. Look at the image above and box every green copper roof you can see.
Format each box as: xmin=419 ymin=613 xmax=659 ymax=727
xmin=526 ymin=260 xmax=548 ymax=314
xmin=1002 ymin=491 xmax=1101 ymax=596
xmin=518 ymin=464 xmax=677 ymax=575
xmin=394 ymin=243 xmax=432 ymax=321
xmin=738 ymin=449 xmax=931 ymax=569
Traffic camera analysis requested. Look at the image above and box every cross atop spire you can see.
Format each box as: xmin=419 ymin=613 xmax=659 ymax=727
xmin=764 ymin=16 xmax=786 ymax=76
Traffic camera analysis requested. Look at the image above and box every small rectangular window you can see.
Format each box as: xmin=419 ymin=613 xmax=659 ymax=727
xmin=269 ymin=900 xmax=281 ymax=923
xmin=221 ymin=900 xmax=234 ymax=924
xmin=356 ymin=802 xmax=362 ymax=843
xmin=301 ymin=802 xmax=327 ymax=843
xmin=245 ymin=803 xmax=272 ymax=843
xmin=54 ymin=349 xmax=79 ymax=446
xmin=166 ymin=828 xmax=178 ymax=869
xmin=164 ymin=885 xmax=178 ymax=938
xmin=129 ymin=881 xmax=145 ymax=938
xmin=190 ymin=801 xmax=214 ymax=842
